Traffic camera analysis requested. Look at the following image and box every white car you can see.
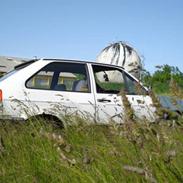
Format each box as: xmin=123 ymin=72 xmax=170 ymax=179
xmin=0 ymin=59 xmax=156 ymax=126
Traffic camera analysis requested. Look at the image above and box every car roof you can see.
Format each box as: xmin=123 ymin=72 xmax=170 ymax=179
xmin=42 ymin=58 xmax=125 ymax=69
xmin=14 ymin=58 xmax=125 ymax=72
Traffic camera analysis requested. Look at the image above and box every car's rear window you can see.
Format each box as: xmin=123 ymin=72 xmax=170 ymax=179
xmin=14 ymin=60 xmax=36 ymax=70
xmin=0 ymin=60 xmax=36 ymax=82
xmin=0 ymin=70 xmax=18 ymax=82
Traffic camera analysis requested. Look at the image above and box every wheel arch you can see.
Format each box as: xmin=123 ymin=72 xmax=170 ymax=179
xmin=27 ymin=113 xmax=65 ymax=128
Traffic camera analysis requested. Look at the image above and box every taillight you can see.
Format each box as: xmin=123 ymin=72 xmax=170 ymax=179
xmin=0 ymin=90 xmax=3 ymax=102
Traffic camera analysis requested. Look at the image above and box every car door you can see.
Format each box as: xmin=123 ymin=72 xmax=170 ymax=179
xmin=123 ymin=71 xmax=156 ymax=121
xmin=91 ymin=64 xmax=156 ymax=124
xmin=91 ymin=64 xmax=125 ymax=124
xmin=24 ymin=61 xmax=96 ymax=124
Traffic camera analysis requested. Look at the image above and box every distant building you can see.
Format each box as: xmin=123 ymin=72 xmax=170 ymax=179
xmin=96 ymin=41 xmax=143 ymax=80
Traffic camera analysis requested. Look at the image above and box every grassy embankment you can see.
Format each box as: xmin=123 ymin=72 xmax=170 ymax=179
xmin=1 ymin=116 xmax=183 ymax=183
xmin=1 ymin=63 xmax=183 ymax=183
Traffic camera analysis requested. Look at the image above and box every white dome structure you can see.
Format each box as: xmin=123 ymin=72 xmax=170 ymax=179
xmin=96 ymin=42 xmax=143 ymax=80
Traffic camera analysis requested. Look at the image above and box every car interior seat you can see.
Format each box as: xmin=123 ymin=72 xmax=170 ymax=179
xmin=54 ymin=84 xmax=66 ymax=91
xmin=72 ymin=80 xmax=88 ymax=92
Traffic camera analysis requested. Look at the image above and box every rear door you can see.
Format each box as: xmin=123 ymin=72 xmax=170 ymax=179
xmin=25 ymin=61 xmax=96 ymax=123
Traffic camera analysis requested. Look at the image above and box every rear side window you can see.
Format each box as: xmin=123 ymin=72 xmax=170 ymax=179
xmin=26 ymin=62 xmax=90 ymax=93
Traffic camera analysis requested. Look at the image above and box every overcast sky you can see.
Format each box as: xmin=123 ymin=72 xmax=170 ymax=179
xmin=0 ymin=0 xmax=183 ymax=72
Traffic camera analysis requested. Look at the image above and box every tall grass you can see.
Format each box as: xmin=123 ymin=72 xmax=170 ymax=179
xmin=1 ymin=117 xmax=183 ymax=183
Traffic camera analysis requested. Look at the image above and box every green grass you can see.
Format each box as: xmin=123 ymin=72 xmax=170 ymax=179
xmin=1 ymin=117 xmax=183 ymax=183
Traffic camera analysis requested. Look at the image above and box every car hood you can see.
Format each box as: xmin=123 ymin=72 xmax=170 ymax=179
xmin=158 ymin=95 xmax=183 ymax=113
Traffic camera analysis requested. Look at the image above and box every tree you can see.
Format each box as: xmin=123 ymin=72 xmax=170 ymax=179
xmin=142 ymin=65 xmax=183 ymax=94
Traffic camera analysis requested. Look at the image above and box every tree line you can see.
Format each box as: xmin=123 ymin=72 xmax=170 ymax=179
xmin=142 ymin=65 xmax=183 ymax=94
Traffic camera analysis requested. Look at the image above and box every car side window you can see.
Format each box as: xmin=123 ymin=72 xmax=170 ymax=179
xmin=92 ymin=65 xmax=125 ymax=94
xmin=123 ymin=72 xmax=147 ymax=95
xmin=92 ymin=64 xmax=146 ymax=95
xmin=26 ymin=62 xmax=90 ymax=93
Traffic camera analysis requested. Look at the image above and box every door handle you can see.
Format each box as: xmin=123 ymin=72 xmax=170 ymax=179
xmin=97 ymin=98 xmax=111 ymax=103
xmin=137 ymin=99 xmax=145 ymax=104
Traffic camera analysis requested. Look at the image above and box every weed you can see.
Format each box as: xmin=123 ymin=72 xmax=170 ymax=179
xmin=1 ymin=117 xmax=183 ymax=182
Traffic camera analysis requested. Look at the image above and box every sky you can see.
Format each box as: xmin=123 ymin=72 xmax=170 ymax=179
xmin=0 ymin=0 xmax=183 ymax=73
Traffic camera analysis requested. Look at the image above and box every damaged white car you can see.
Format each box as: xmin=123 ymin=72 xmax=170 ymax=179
xmin=0 ymin=59 xmax=156 ymax=125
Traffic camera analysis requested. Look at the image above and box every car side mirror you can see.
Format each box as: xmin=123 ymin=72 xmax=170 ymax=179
xmin=148 ymin=85 xmax=152 ymax=91
xmin=146 ymin=85 xmax=153 ymax=95
xmin=143 ymin=85 xmax=152 ymax=95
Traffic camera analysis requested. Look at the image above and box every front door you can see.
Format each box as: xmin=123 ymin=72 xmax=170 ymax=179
xmin=91 ymin=64 xmax=124 ymax=124
xmin=91 ymin=64 xmax=156 ymax=124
